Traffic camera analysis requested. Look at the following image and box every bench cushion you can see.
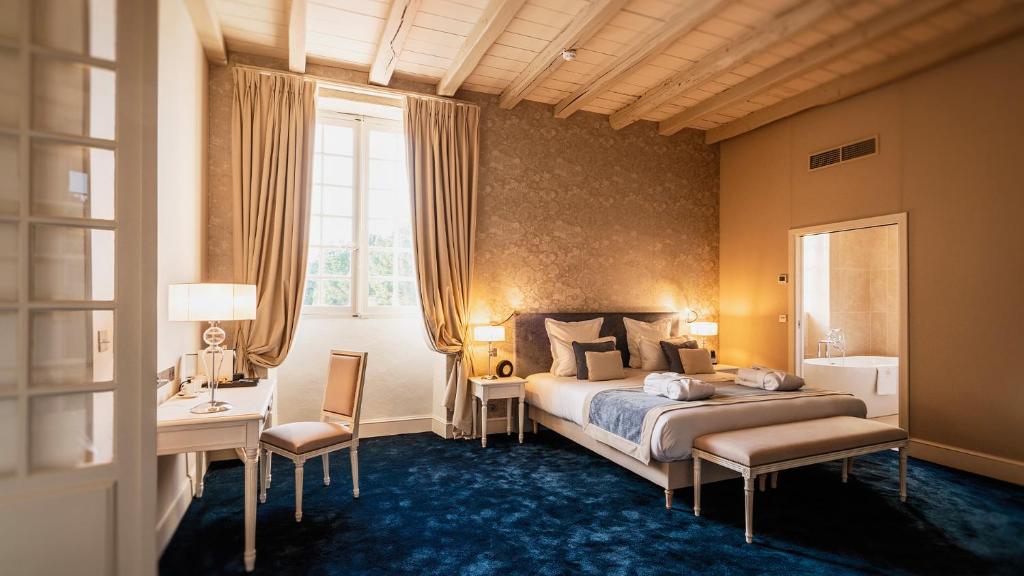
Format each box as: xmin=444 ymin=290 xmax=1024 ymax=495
xmin=693 ymin=416 xmax=907 ymax=467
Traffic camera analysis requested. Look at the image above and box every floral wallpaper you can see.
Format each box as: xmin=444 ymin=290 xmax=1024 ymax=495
xmin=204 ymin=56 xmax=721 ymax=368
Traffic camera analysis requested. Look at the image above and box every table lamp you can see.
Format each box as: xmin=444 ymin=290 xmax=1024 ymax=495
xmin=169 ymin=283 xmax=257 ymax=413
xmin=474 ymin=325 xmax=506 ymax=380
xmin=689 ymin=321 xmax=718 ymax=363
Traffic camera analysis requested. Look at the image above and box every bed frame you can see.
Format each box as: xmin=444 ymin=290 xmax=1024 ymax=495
xmin=515 ymin=312 xmax=738 ymax=508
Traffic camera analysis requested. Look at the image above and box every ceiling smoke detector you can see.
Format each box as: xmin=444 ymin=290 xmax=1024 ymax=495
xmin=561 ymin=49 xmax=577 ymax=61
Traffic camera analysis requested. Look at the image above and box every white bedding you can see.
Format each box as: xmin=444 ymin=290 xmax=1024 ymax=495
xmin=526 ymin=369 xmax=867 ymax=462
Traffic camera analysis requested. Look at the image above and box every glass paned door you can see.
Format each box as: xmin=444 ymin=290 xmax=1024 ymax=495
xmin=0 ymin=0 xmax=153 ymax=574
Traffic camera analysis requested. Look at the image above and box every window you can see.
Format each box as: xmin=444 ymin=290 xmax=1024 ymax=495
xmin=305 ymin=111 xmax=417 ymax=315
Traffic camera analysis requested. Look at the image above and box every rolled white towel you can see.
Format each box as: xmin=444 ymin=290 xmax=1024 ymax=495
xmin=644 ymin=372 xmax=715 ymax=401
xmin=736 ymin=366 xmax=805 ymax=391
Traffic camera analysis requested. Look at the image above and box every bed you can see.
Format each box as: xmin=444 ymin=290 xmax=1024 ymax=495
xmin=515 ymin=312 xmax=867 ymax=507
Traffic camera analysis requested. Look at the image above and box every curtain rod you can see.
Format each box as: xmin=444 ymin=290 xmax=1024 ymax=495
xmin=230 ymin=63 xmax=479 ymax=107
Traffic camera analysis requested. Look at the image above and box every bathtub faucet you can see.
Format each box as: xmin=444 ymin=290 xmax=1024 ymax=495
xmin=819 ymin=329 xmax=847 ymax=359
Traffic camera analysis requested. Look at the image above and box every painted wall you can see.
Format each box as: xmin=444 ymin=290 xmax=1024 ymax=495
xmin=205 ymin=56 xmax=720 ymax=432
xmin=155 ymin=0 xmax=206 ymax=552
xmin=720 ymin=36 xmax=1024 ymax=475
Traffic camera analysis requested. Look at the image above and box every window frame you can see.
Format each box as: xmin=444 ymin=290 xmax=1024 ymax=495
xmin=303 ymin=110 xmax=418 ymax=318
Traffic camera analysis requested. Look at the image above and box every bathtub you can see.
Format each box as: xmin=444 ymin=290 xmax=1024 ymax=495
xmin=802 ymin=356 xmax=898 ymax=418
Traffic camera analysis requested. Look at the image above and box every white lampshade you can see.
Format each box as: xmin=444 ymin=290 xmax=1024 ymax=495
xmin=474 ymin=325 xmax=506 ymax=343
xmin=688 ymin=321 xmax=718 ymax=337
xmin=168 ymin=283 xmax=257 ymax=322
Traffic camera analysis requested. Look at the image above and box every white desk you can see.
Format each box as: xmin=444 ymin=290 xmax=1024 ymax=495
xmin=157 ymin=380 xmax=276 ymax=572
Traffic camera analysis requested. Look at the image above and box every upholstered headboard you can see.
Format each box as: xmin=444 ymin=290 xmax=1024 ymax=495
xmin=514 ymin=312 xmax=681 ymax=378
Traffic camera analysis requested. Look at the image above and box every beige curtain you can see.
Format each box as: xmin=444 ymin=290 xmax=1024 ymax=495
xmin=404 ymin=96 xmax=480 ymax=437
xmin=231 ymin=68 xmax=316 ymax=376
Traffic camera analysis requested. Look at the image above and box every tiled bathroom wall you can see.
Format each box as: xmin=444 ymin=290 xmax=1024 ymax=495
xmin=829 ymin=225 xmax=899 ymax=357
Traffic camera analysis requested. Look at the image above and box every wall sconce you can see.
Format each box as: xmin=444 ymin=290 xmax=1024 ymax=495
xmin=680 ymin=308 xmax=698 ymax=324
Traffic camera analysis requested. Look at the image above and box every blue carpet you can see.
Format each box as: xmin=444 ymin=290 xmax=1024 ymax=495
xmin=161 ymin=431 xmax=1023 ymax=575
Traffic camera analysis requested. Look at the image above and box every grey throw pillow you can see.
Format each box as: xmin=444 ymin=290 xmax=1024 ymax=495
xmin=660 ymin=338 xmax=699 ymax=373
xmin=573 ymin=340 xmax=617 ymax=380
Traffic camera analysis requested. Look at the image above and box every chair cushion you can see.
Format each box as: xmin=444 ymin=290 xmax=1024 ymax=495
xmin=693 ymin=416 xmax=908 ymax=467
xmin=261 ymin=422 xmax=353 ymax=454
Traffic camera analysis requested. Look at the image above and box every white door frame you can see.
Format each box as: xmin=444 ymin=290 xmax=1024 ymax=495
xmin=788 ymin=212 xmax=909 ymax=431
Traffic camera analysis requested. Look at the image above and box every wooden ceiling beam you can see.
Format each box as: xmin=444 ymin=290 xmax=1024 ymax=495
xmin=369 ymin=0 xmax=423 ymax=86
xmin=705 ymin=3 xmax=1024 ymax=144
xmin=438 ymin=0 xmax=528 ymax=97
xmin=554 ymin=0 xmax=730 ymax=119
xmin=183 ymin=0 xmax=227 ymax=64
xmin=498 ymin=0 xmax=631 ymax=110
xmin=288 ymin=0 xmax=307 ymax=73
xmin=659 ymin=0 xmax=955 ymax=135
xmin=609 ymin=0 xmax=849 ymax=131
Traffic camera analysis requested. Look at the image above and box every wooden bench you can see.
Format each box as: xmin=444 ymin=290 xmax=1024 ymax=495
xmin=691 ymin=416 xmax=909 ymax=543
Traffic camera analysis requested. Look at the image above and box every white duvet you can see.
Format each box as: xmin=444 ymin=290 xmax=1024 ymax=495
xmin=526 ymin=369 xmax=866 ymax=462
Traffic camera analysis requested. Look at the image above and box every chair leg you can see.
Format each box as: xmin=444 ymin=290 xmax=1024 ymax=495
xmin=770 ymin=471 xmax=778 ymax=490
xmin=259 ymin=447 xmax=269 ymax=504
xmin=693 ymin=456 xmax=701 ymax=517
xmin=899 ymin=447 xmax=907 ymax=502
xmin=744 ymin=475 xmax=754 ymax=544
xmin=294 ymin=460 xmax=304 ymax=522
xmin=842 ymin=458 xmax=850 ymax=483
xmin=350 ymin=445 xmax=360 ymax=499
xmin=664 ymin=489 xmax=673 ymax=510
xmin=322 ymin=453 xmax=331 ymax=486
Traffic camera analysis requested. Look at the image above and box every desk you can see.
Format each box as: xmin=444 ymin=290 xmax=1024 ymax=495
xmin=157 ymin=380 xmax=276 ymax=572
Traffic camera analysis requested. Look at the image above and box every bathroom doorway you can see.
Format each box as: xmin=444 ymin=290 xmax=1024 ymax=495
xmin=790 ymin=214 xmax=908 ymax=430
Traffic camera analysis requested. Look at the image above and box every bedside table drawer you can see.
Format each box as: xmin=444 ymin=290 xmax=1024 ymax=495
xmin=475 ymin=382 xmax=523 ymax=398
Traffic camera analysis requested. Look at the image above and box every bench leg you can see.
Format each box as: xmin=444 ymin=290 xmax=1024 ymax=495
xmin=532 ymin=419 xmax=538 ymax=434
xmin=664 ymin=489 xmax=673 ymax=510
xmin=744 ymin=475 xmax=754 ymax=544
xmin=770 ymin=471 xmax=778 ymax=490
xmin=899 ymin=447 xmax=907 ymax=502
xmin=758 ymin=474 xmax=766 ymax=492
xmin=842 ymin=458 xmax=850 ymax=483
xmin=693 ymin=456 xmax=701 ymax=517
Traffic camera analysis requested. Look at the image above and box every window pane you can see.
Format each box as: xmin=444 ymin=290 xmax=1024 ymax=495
xmin=306 ymin=247 xmax=320 ymax=276
xmin=308 ymin=215 xmax=322 ymax=244
xmin=323 ymin=124 xmax=353 ymax=155
xmin=32 ymin=0 xmax=116 ymax=61
xmin=368 ymin=280 xmax=393 ymax=307
xmin=369 ymin=160 xmax=398 ymax=189
xmin=30 ymin=391 xmax=114 ymax=471
xmin=0 ymin=135 xmax=19 ymax=214
xmin=368 ymin=188 xmax=396 ymax=219
xmin=0 ymin=49 xmax=20 ymax=130
xmin=0 ymin=399 xmax=14 ymax=476
xmin=321 ymin=217 xmax=352 ymax=246
xmin=369 ymin=251 xmax=393 ymax=277
xmin=322 ymin=248 xmax=350 ymax=276
xmin=368 ymin=219 xmax=394 ymax=247
xmin=31 ymin=309 xmax=114 ymax=387
xmin=0 ymin=311 xmax=16 ymax=391
xmin=397 ymin=251 xmax=414 ymax=277
xmin=33 ymin=58 xmax=116 ymax=140
xmin=322 ymin=279 xmax=351 ymax=307
xmin=369 ymin=130 xmax=399 ymax=160
xmin=0 ymin=222 xmax=17 ymax=302
xmin=303 ymin=280 xmax=317 ymax=306
xmin=32 ymin=140 xmax=115 ymax=219
xmin=31 ymin=225 xmax=115 ymax=301
xmin=396 ymin=223 xmax=412 ymax=248
xmin=322 ymin=156 xmax=353 ymax=186
xmin=311 ymin=185 xmax=322 ymax=213
xmin=323 ymin=186 xmax=353 ymax=216
xmin=397 ymin=281 xmax=417 ymax=306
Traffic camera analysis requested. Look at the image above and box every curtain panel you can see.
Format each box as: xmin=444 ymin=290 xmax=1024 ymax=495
xmin=231 ymin=68 xmax=317 ymax=376
xmin=404 ymin=96 xmax=480 ymax=437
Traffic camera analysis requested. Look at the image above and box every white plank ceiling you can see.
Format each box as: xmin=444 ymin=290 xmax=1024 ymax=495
xmin=208 ymin=0 xmax=1024 ymax=140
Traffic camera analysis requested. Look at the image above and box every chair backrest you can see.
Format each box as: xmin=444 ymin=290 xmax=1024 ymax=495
xmin=321 ymin=350 xmax=367 ymax=436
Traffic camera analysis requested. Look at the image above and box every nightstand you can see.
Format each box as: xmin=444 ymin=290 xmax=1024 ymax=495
xmin=469 ymin=376 xmax=527 ymax=448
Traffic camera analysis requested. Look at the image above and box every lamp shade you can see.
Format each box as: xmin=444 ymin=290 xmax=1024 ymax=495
xmin=168 ymin=283 xmax=257 ymax=322
xmin=474 ymin=325 xmax=506 ymax=343
xmin=688 ymin=321 xmax=718 ymax=337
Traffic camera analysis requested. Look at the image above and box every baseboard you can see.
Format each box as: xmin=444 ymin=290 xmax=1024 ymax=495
xmin=359 ymin=415 xmax=433 ymax=438
xmin=909 ymin=438 xmax=1023 ymax=485
xmin=431 ymin=416 xmax=453 ymax=439
xmin=156 ymin=474 xmax=194 ymax=555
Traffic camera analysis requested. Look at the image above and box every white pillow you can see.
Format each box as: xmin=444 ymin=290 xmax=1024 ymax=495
xmin=551 ymin=336 xmax=616 ymax=377
xmin=623 ymin=317 xmax=673 ymax=368
xmin=545 ymin=317 xmax=603 ymax=374
xmin=637 ymin=336 xmax=668 ymax=371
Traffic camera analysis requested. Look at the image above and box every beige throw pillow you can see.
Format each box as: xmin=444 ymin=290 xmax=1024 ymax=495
xmin=679 ymin=348 xmax=715 ymax=375
xmin=585 ymin=350 xmax=625 ymax=382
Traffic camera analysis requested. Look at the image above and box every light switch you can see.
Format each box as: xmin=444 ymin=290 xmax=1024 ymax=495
xmin=777 ymin=273 xmax=788 ymax=284
xmin=778 ymin=315 xmax=788 ymax=323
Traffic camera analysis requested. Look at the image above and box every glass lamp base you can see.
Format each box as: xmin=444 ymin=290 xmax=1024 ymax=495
xmin=190 ymin=400 xmax=234 ymax=414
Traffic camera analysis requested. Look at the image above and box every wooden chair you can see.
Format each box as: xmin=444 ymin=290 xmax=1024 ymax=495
xmin=259 ymin=350 xmax=367 ymax=522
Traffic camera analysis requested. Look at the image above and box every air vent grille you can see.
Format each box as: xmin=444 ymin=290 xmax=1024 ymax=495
xmin=809 ymin=136 xmax=878 ymax=171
